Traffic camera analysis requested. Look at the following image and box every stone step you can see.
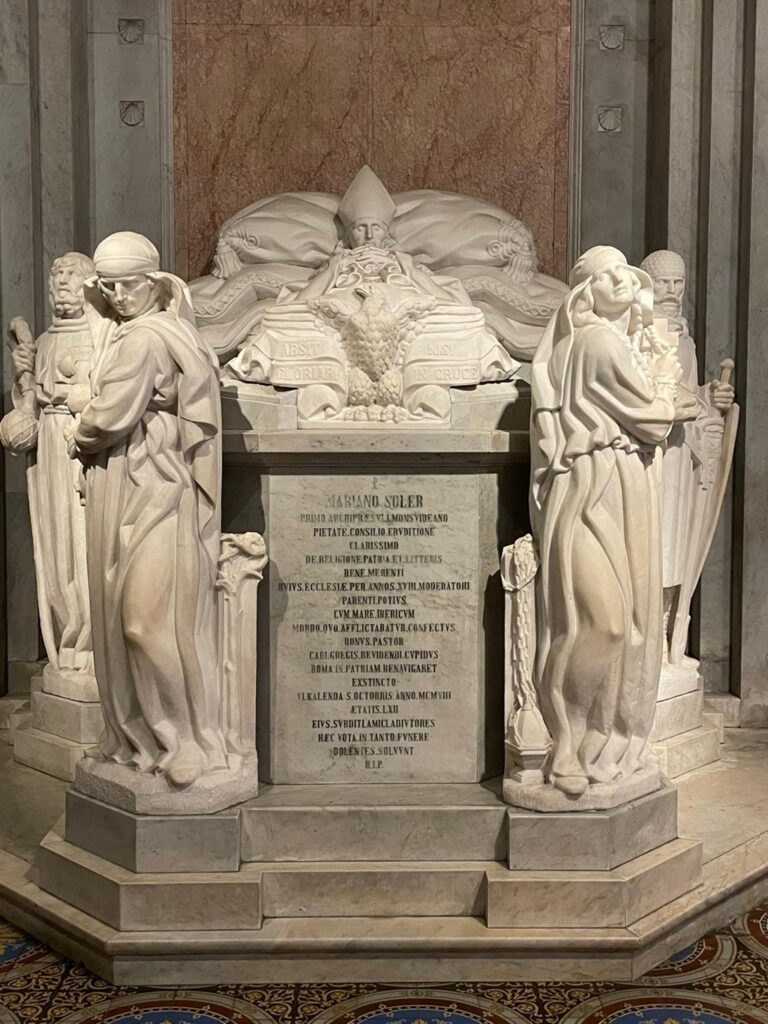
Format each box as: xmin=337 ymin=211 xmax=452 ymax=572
xmin=241 ymin=781 xmax=507 ymax=863
xmin=651 ymin=687 xmax=703 ymax=742
xmin=653 ymin=719 xmax=721 ymax=779
xmin=704 ymin=710 xmax=725 ymax=743
xmin=487 ymin=838 xmax=702 ymax=928
xmin=704 ymin=693 xmax=741 ymax=727
xmin=37 ymin=826 xmax=263 ymax=932
xmin=13 ymin=727 xmax=89 ymax=782
xmin=261 ymin=861 xmax=489 ymax=918
xmin=0 ymin=697 xmax=30 ymax=732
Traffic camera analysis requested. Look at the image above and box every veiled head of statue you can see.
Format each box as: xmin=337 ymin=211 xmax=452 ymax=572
xmin=93 ymin=232 xmax=164 ymax=320
xmin=569 ymin=245 xmax=649 ymax=325
xmin=49 ymin=252 xmax=95 ymax=319
xmin=640 ymin=249 xmax=686 ymax=316
xmin=338 ymin=166 xmax=396 ymax=248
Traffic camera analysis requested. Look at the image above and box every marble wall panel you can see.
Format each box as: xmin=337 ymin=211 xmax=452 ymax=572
xmin=174 ymin=0 xmax=571 ymax=280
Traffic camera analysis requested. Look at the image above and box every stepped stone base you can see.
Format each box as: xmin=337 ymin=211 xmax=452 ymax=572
xmin=653 ymin=718 xmax=721 ymax=778
xmin=705 ymin=694 xmax=741 ymax=726
xmin=37 ymin=821 xmax=701 ymax=933
xmin=14 ymin=728 xmax=89 ymax=781
xmin=38 ymin=826 xmax=263 ymax=932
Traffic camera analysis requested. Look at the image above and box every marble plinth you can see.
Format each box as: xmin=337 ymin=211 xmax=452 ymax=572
xmin=222 ymin=429 xmax=528 ymax=786
xmin=504 ymin=766 xmax=662 ymax=812
xmin=74 ymin=756 xmax=260 ymax=816
xmin=65 ymin=791 xmax=241 ymax=873
xmin=42 ymin=663 xmax=99 ymax=703
xmin=30 ymin=691 xmax=102 ymax=744
xmin=651 ymin=686 xmax=703 ymax=742
xmin=507 ymin=785 xmax=678 ymax=871
xmin=658 ymin=659 xmax=701 ymax=701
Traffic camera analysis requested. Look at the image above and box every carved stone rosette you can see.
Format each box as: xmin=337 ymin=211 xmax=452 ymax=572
xmin=216 ymin=532 xmax=269 ymax=759
xmin=500 ymin=535 xmax=551 ymax=785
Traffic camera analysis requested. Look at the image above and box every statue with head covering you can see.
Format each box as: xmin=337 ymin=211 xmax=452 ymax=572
xmin=68 ymin=232 xmax=258 ymax=811
xmin=0 ymin=253 xmax=98 ymax=704
xmin=230 ymin=166 xmax=516 ymax=426
xmin=508 ymin=245 xmax=700 ymax=811
xmin=640 ymin=250 xmax=736 ymax=670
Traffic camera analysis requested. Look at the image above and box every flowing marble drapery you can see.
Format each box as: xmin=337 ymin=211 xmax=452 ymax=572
xmin=75 ymin=278 xmax=227 ymax=780
xmin=530 ymin=252 xmax=679 ymax=795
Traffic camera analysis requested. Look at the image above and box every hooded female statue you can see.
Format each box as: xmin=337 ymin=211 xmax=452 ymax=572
xmin=530 ymin=245 xmax=697 ymax=799
xmin=70 ymin=231 xmax=228 ymax=789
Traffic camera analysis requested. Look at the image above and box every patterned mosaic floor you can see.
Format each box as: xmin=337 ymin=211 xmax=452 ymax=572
xmin=3 ymin=906 xmax=768 ymax=1024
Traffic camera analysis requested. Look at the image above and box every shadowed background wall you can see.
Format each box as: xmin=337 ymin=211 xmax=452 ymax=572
xmin=171 ymin=0 xmax=571 ymax=282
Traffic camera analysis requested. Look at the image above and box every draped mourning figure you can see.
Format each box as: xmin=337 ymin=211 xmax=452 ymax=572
xmin=69 ymin=232 xmax=229 ymax=790
xmin=0 ymin=254 xmax=97 ymax=698
xmin=640 ymin=250 xmax=736 ymax=668
xmin=529 ymin=246 xmax=698 ymax=801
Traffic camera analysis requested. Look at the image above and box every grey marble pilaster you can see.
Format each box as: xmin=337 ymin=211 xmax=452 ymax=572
xmin=732 ymin=0 xmax=768 ymax=726
xmin=0 ymin=0 xmax=41 ymax=674
xmin=86 ymin=0 xmax=174 ymax=268
xmin=696 ymin=0 xmax=744 ymax=694
xmin=578 ymin=0 xmax=651 ymax=262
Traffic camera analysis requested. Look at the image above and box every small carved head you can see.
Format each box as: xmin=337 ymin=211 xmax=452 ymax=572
xmin=92 ymin=231 xmax=164 ymax=321
xmin=338 ymin=166 xmax=396 ymax=249
xmin=49 ymin=252 xmax=95 ymax=319
xmin=570 ymin=245 xmax=643 ymax=325
xmin=640 ymin=249 xmax=686 ymax=318
xmin=346 ymin=218 xmax=390 ymax=248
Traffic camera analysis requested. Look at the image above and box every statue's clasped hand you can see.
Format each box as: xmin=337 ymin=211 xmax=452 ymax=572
xmin=10 ymin=339 xmax=36 ymax=380
xmin=710 ymin=378 xmax=735 ymax=413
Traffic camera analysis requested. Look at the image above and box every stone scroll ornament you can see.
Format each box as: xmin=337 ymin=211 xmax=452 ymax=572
xmin=640 ymin=250 xmax=738 ymax=672
xmin=0 ymin=254 xmax=99 ymax=702
xmin=506 ymin=245 xmax=695 ymax=812
xmin=216 ymin=532 xmax=268 ymax=758
xmin=68 ymin=232 xmax=260 ymax=815
xmin=501 ymin=536 xmax=551 ymax=784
